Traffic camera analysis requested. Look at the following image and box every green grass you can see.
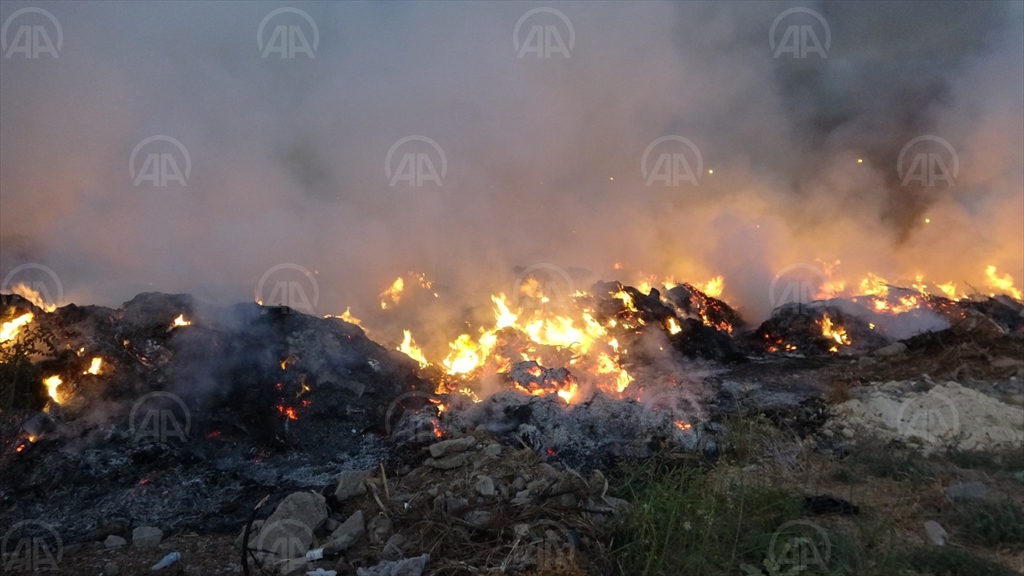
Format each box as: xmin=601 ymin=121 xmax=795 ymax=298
xmin=901 ymin=546 xmax=1022 ymax=576
xmin=952 ymin=499 xmax=1024 ymax=545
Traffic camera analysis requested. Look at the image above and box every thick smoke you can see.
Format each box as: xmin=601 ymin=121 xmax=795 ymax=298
xmin=1 ymin=1 xmax=1021 ymax=325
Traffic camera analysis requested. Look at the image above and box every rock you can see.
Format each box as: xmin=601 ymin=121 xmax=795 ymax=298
xmin=991 ymin=357 xmax=1024 ymax=369
xmin=326 ymin=510 xmax=365 ymax=553
xmin=333 ymin=470 xmax=371 ymax=502
xmin=429 ymin=436 xmax=476 ymax=458
xmin=234 ymin=520 xmax=264 ymax=548
xmin=873 ymin=342 xmax=907 ymax=357
xmin=368 ymin=514 xmax=392 ymax=545
xmin=381 ymin=534 xmax=409 ymax=561
xmin=104 ymin=535 xmax=127 ymax=549
xmin=104 ymin=562 xmax=120 ymax=576
xmin=445 ymin=496 xmax=469 ymax=514
xmin=924 ymin=520 xmax=948 ymax=545
xmin=132 ymin=526 xmax=163 ymax=549
xmin=475 ymin=476 xmax=495 ymax=497
xmin=483 ymin=444 xmax=502 ymax=457
xmin=462 ymin=510 xmax=493 ymax=529
xmin=356 ymin=554 xmax=429 ymax=576
xmin=254 ymin=492 xmax=328 ymax=561
xmin=945 ymin=481 xmax=991 ymax=502
xmin=841 ymin=427 xmax=855 ymax=439
xmin=322 ymin=518 xmax=340 ymax=532
xmin=1014 ymin=471 xmax=1024 ymax=484
xmin=424 ymin=453 xmax=470 ymax=470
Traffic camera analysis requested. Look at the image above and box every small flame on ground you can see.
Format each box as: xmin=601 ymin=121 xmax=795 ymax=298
xmin=84 ymin=357 xmax=103 ymax=375
xmin=338 ymin=307 xmax=363 ymax=326
xmin=171 ymin=314 xmax=191 ymax=328
xmin=398 ymin=330 xmax=429 ymax=368
xmin=1 ymin=312 xmax=33 ymax=343
xmin=44 ymin=375 xmax=63 ymax=403
xmin=819 ymin=314 xmax=850 ymax=351
xmin=277 ymin=405 xmax=298 ymax=420
xmin=674 ymin=420 xmax=692 ymax=432
xmin=666 ymin=317 xmax=682 ymax=335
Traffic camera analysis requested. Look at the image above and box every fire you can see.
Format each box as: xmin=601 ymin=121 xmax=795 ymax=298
xmin=694 ymin=276 xmax=724 ymax=299
xmin=665 ymin=317 xmax=682 ymax=335
xmin=443 ymin=333 xmax=487 ymax=375
xmin=84 ymin=357 xmax=103 ymax=375
xmin=674 ymin=420 xmax=692 ymax=432
xmin=398 ymin=330 xmax=429 ymax=368
xmin=614 ymin=290 xmax=638 ymax=312
xmin=1 ymin=312 xmax=33 ymax=343
xmin=8 ymin=283 xmax=57 ymax=313
xmin=378 ymin=273 xmax=434 ymax=310
xmin=276 ymin=405 xmax=298 ymax=420
xmin=819 ymin=315 xmax=850 ymax=351
xmin=985 ymin=265 xmax=1022 ymax=300
xmin=43 ymin=375 xmax=63 ymax=403
xmin=339 ymin=307 xmax=363 ymax=326
xmin=171 ymin=314 xmax=191 ymax=328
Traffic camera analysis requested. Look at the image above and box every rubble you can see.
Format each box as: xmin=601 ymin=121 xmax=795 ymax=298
xmin=132 ymin=526 xmax=164 ymax=549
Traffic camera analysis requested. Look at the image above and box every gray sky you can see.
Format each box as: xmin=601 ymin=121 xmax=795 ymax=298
xmin=1 ymin=1 xmax=1021 ymax=323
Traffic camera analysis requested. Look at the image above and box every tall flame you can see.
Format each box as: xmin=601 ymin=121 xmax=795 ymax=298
xmin=398 ymin=330 xmax=429 ymax=368
xmin=1 ymin=312 xmax=33 ymax=343
xmin=44 ymin=375 xmax=63 ymax=403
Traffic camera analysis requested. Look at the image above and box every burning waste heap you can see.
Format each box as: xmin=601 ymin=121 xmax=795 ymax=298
xmin=1 ymin=271 xmax=1023 ymax=574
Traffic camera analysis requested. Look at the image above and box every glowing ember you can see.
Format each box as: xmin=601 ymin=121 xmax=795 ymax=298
xmin=277 ymin=405 xmax=298 ymax=420
xmin=84 ymin=357 xmax=103 ymax=375
xmin=1 ymin=312 xmax=33 ymax=343
xmin=43 ymin=375 xmax=63 ymax=403
xmin=398 ymin=330 xmax=429 ymax=368
xmin=171 ymin=314 xmax=191 ymax=328
xmin=674 ymin=420 xmax=692 ymax=432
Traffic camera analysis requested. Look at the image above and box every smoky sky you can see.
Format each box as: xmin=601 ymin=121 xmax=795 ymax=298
xmin=1 ymin=1 xmax=1021 ymax=323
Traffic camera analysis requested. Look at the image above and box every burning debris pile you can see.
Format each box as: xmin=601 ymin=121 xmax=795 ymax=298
xmin=0 ymin=292 xmax=427 ymax=540
xmin=1 ymin=271 xmax=1022 ymax=558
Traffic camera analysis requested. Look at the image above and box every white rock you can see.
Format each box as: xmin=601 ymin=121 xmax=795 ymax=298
xmin=924 ymin=520 xmax=948 ymax=545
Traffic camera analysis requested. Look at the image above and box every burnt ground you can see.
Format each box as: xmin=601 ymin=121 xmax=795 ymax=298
xmin=1 ymin=290 xmax=1022 ymax=575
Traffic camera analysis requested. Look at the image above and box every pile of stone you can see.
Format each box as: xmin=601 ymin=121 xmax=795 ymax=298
xmin=242 ymin=432 xmax=629 ymax=575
